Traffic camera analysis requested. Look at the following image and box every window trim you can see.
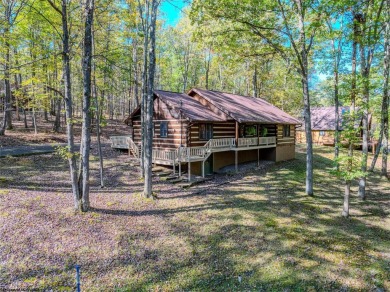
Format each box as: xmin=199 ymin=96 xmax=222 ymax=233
xmin=160 ymin=121 xmax=168 ymax=138
xmin=244 ymin=124 xmax=258 ymax=137
xmin=283 ymin=125 xmax=291 ymax=137
xmin=199 ymin=123 xmax=213 ymax=141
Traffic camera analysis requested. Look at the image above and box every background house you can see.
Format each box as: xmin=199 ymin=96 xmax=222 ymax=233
xmin=296 ymin=106 xmax=372 ymax=146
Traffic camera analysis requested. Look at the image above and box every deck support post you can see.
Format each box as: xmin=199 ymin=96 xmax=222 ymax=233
xmin=202 ymin=160 xmax=205 ymax=178
xmin=179 ymin=162 xmax=181 ymax=177
xmin=257 ymin=149 xmax=260 ymax=167
xmin=235 ymin=151 xmax=238 ymax=173
xmin=188 ymin=161 xmax=191 ymax=182
xmin=173 ymin=161 xmax=175 ymax=174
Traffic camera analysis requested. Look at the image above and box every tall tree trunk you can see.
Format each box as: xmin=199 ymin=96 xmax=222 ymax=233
xmin=53 ymin=55 xmax=61 ymax=132
xmin=57 ymin=0 xmax=80 ymax=211
xmin=92 ymin=29 xmax=104 ymax=188
xmin=253 ymin=64 xmax=258 ymax=98
xmin=295 ymin=0 xmax=314 ymax=196
xmin=0 ymin=29 xmax=12 ymax=135
xmin=334 ymin=69 xmax=340 ymax=161
xmin=344 ymin=12 xmax=358 ymax=216
xmin=331 ymin=27 xmax=341 ymax=165
xmin=302 ymin=70 xmax=313 ymax=196
xmin=78 ymin=0 xmax=95 ymax=212
xmin=205 ymin=47 xmax=211 ymax=90
xmin=132 ymin=39 xmax=139 ymax=108
xmin=14 ymin=49 xmax=21 ymax=121
xmin=144 ymin=0 xmax=158 ymax=198
xmin=358 ymin=13 xmax=369 ymax=200
xmin=23 ymin=108 xmax=28 ymax=128
xmin=5 ymin=37 xmax=12 ymax=130
xmin=381 ymin=1 xmax=389 ymax=178
xmin=342 ymin=181 xmax=351 ymax=217
xmin=94 ymin=77 xmax=104 ymax=188
xmin=139 ymin=0 xmax=150 ymax=178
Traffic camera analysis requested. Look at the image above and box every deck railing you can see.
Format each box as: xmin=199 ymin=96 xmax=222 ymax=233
xmin=110 ymin=135 xmax=132 ymax=149
xmin=152 ymin=148 xmax=177 ymax=162
xmin=259 ymin=136 xmax=276 ymax=146
xmin=237 ymin=137 xmax=259 ymax=147
xmin=205 ymin=138 xmax=236 ymax=149
xmin=113 ymin=136 xmax=277 ymax=165
xmin=178 ymin=146 xmax=207 ymax=161
xmin=126 ymin=137 xmax=140 ymax=158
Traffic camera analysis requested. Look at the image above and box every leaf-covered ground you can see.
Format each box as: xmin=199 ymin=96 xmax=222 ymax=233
xmin=0 ymin=117 xmax=129 ymax=147
xmin=0 ymin=145 xmax=389 ymax=291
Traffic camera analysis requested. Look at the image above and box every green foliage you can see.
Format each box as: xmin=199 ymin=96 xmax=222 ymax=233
xmin=55 ymin=146 xmax=79 ymax=161
xmin=331 ymin=155 xmax=366 ymax=181
xmin=260 ymin=127 xmax=268 ymax=137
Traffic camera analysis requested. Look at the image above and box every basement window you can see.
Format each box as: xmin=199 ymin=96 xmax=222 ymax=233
xmin=283 ymin=125 xmax=291 ymax=137
xmin=160 ymin=121 xmax=168 ymax=138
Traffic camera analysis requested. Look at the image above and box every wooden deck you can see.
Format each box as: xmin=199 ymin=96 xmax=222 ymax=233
xmin=111 ymin=137 xmax=276 ymax=161
xmin=110 ymin=136 xmax=277 ymax=180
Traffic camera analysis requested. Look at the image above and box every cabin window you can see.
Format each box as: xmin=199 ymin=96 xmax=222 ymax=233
xmin=283 ymin=125 xmax=291 ymax=137
xmin=160 ymin=121 xmax=168 ymax=138
xmin=319 ymin=131 xmax=325 ymax=136
xmin=244 ymin=125 xmax=257 ymax=137
xmin=199 ymin=124 xmax=213 ymax=140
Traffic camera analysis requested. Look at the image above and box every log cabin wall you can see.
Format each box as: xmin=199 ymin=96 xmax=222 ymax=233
xmin=276 ymin=124 xmax=295 ymax=145
xmin=296 ymin=130 xmax=335 ymax=145
xmin=131 ymin=97 xmax=189 ymax=150
xmin=312 ymin=130 xmax=335 ymax=145
xmin=189 ymin=121 xmax=236 ymax=147
xmin=276 ymin=124 xmax=296 ymax=161
xmin=261 ymin=124 xmax=277 ymax=137
xmin=132 ymin=120 xmax=188 ymax=149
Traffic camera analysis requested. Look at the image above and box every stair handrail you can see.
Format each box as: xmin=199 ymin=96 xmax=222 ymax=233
xmin=126 ymin=137 xmax=140 ymax=158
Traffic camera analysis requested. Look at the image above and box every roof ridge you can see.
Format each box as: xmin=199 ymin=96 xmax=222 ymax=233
xmin=154 ymin=89 xmax=183 ymax=94
xmin=190 ymin=88 xmax=239 ymax=122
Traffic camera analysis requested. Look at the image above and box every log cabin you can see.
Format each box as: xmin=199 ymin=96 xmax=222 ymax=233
xmin=296 ymin=106 xmax=372 ymax=146
xmin=121 ymin=88 xmax=301 ymax=178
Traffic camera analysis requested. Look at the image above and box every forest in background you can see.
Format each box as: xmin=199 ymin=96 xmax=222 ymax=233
xmin=0 ymin=0 xmax=388 ymax=215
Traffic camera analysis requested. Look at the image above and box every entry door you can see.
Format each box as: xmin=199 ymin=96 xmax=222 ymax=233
xmin=204 ymin=154 xmax=214 ymax=175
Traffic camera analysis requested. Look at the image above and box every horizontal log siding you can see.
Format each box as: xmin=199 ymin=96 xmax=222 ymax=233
xmin=190 ymin=122 xmax=236 ymax=146
xmin=262 ymin=124 xmax=277 ymax=137
xmin=132 ymin=120 xmax=188 ymax=149
xmin=277 ymin=124 xmax=295 ymax=145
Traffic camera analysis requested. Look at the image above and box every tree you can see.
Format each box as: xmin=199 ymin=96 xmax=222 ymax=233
xmin=0 ymin=0 xmax=27 ymax=135
xmin=44 ymin=0 xmax=80 ymax=211
xmin=370 ymin=0 xmax=389 ymax=177
xmin=356 ymin=0 xmax=385 ymax=200
xmin=191 ymin=0 xmax=326 ymax=196
xmin=77 ymin=0 xmax=95 ymax=212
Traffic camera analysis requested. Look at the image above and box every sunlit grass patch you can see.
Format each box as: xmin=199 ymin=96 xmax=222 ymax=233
xmin=0 ymin=189 xmax=10 ymax=195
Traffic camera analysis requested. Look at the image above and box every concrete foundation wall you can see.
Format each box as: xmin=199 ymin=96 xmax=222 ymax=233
xmin=275 ymin=144 xmax=295 ymax=162
xmin=187 ymin=145 xmax=295 ymax=176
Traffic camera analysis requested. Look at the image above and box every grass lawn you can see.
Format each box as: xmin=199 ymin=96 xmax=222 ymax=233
xmin=0 ymin=145 xmax=389 ymax=291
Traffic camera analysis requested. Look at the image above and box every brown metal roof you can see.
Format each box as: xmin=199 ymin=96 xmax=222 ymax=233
xmin=188 ymin=88 xmax=301 ymax=124
xmin=310 ymin=106 xmax=364 ymax=130
xmin=155 ymin=90 xmax=227 ymax=122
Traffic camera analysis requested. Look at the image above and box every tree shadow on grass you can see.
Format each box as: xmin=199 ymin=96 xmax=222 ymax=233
xmin=2 ymin=146 xmax=389 ymax=290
